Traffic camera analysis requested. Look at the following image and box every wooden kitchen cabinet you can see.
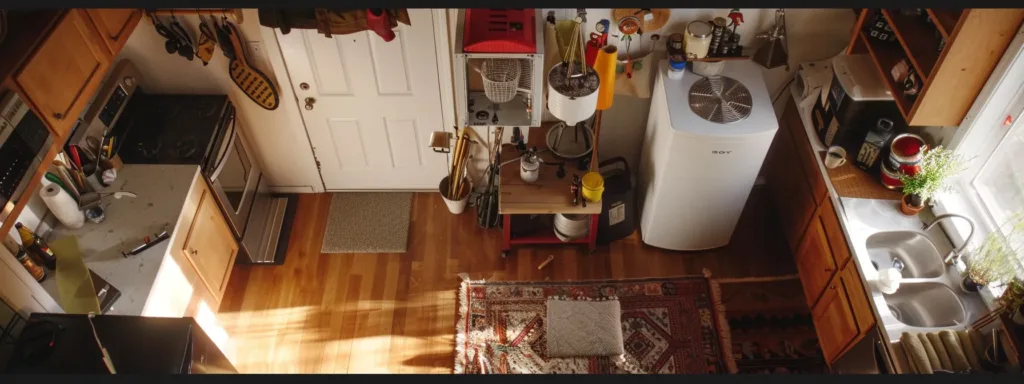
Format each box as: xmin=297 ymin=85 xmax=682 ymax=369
xmin=169 ymin=171 xmax=239 ymax=312
xmin=812 ymin=273 xmax=861 ymax=363
xmin=765 ymin=101 xmax=828 ymax=253
xmin=14 ymin=9 xmax=112 ymax=138
xmin=847 ymin=9 xmax=1024 ymax=126
xmin=795 ymin=210 xmax=838 ymax=306
xmin=183 ymin=189 xmax=239 ymax=304
xmin=84 ymin=9 xmax=142 ymax=56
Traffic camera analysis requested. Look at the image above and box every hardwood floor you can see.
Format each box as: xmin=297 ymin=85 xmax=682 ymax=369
xmin=216 ymin=188 xmax=796 ymax=373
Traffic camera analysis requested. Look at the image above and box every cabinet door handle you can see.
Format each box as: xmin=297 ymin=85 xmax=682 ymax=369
xmin=190 ymin=248 xmax=198 ymax=256
xmin=53 ymin=112 xmax=64 ymax=120
xmin=825 ymin=268 xmax=834 ymax=273
xmin=830 ymin=285 xmax=836 ymax=290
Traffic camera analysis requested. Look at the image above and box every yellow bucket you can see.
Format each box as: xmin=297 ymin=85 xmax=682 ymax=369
xmin=581 ymin=171 xmax=605 ymax=203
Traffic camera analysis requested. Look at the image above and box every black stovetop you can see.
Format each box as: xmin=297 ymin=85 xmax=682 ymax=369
xmin=110 ymin=91 xmax=231 ymax=165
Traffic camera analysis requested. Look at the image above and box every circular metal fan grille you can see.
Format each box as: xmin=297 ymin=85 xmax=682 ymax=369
xmin=688 ymin=76 xmax=752 ymax=124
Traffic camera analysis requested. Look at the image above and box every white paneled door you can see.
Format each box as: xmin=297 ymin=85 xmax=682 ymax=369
xmin=276 ymin=9 xmax=447 ymax=190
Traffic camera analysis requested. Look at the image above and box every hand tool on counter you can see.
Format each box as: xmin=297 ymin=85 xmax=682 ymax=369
xmin=121 ymin=231 xmax=170 ymax=258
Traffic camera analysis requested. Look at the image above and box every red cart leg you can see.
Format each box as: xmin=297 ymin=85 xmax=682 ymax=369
xmin=587 ymin=214 xmax=599 ymax=252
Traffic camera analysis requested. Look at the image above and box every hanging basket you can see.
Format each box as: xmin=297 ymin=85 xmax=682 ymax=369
xmin=477 ymin=59 xmax=529 ymax=104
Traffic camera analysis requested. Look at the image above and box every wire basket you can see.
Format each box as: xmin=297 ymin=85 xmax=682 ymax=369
xmin=479 ymin=59 xmax=523 ymax=103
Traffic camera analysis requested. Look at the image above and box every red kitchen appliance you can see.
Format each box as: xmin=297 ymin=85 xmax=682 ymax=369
xmin=462 ymin=9 xmax=537 ymax=53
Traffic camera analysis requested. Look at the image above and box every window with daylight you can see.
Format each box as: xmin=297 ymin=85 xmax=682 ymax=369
xmin=951 ymin=26 xmax=1024 ymax=283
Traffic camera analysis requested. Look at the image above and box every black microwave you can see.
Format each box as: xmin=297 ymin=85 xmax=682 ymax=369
xmin=0 ymin=91 xmax=54 ymax=224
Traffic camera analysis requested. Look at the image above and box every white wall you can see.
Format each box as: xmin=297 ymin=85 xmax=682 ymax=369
xmin=540 ymin=9 xmax=857 ymax=172
xmin=116 ymin=9 xmax=322 ymax=192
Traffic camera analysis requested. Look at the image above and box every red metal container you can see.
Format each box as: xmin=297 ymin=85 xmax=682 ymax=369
xmin=880 ymin=162 xmax=903 ymax=190
xmin=888 ymin=133 xmax=926 ymax=176
xmin=462 ymin=9 xmax=537 ymax=53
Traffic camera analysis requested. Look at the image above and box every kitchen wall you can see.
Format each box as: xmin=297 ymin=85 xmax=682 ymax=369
xmin=116 ymin=9 xmax=322 ymax=193
xmin=551 ymin=9 xmax=859 ymax=172
xmin=447 ymin=9 xmax=857 ymax=181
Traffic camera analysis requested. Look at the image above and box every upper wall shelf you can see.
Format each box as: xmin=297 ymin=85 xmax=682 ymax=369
xmin=847 ymin=9 xmax=1024 ymax=126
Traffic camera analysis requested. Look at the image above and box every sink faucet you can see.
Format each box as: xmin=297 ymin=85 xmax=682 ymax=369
xmin=923 ymin=213 xmax=976 ymax=265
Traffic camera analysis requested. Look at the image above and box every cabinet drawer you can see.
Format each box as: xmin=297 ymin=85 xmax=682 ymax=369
xmin=15 ymin=10 xmax=112 ymax=138
xmin=84 ymin=9 xmax=141 ymax=55
xmin=812 ymin=276 xmax=860 ymax=364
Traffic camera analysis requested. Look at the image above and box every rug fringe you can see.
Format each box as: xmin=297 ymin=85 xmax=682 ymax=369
xmin=454 ymin=277 xmax=471 ymax=374
xmin=708 ymin=278 xmax=738 ymax=374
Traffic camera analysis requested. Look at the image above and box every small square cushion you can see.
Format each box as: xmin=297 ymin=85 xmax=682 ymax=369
xmin=546 ymin=298 xmax=624 ymax=357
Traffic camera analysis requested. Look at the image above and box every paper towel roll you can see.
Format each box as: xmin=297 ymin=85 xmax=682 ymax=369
xmin=595 ymin=45 xmax=618 ymax=110
xmin=40 ymin=184 xmax=84 ymax=229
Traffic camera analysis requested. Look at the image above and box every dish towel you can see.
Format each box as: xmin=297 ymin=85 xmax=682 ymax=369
xmin=901 ymin=332 xmax=933 ymax=374
xmin=939 ymin=330 xmax=971 ymax=372
xmin=956 ymin=330 xmax=983 ymax=371
xmin=926 ymin=332 xmax=953 ymax=370
xmin=916 ymin=333 xmax=942 ymax=370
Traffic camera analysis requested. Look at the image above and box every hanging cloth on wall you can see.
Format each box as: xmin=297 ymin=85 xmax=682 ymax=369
xmin=216 ymin=17 xmax=280 ymax=110
xmin=257 ymin=9 xmax=410 ymax=41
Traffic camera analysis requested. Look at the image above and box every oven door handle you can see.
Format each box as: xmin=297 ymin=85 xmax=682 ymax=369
xmin=210 ymin=113 xmax=237 ymax=182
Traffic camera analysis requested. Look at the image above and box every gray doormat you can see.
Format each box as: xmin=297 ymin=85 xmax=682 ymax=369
xmin=320 ymin=192 xmax=412 ymax=254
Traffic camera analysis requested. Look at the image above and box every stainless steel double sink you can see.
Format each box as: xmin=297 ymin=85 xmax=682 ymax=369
xmin=866 ymin=231 xmax=977 ymax=328
xmin=839 ymin=198 xmax=991 ymax=342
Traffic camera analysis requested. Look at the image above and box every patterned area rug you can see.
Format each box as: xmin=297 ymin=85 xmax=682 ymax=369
xmin=714 ymin=275 xmax=826 ymax=373
xmin=454 ymin=272 xmax=734 ymax=374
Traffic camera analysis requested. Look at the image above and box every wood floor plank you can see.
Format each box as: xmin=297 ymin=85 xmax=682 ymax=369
xmin=218 ymin=188 xmax=795 ymax=373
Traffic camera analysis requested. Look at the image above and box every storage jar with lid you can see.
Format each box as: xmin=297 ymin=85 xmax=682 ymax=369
xmin=685 ymin=21 xmax=712 ymax=59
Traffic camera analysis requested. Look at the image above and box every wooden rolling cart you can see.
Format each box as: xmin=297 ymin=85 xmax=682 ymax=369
xmin=498 ymin=124 xmax=601 ymax=258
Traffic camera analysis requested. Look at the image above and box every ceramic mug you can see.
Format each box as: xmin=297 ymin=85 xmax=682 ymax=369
xmin=825 ymin=146 xmax=847 ymax=169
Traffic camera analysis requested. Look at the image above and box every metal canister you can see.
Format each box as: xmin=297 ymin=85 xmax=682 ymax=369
xmin=728 ymin=33 xmax=741 ymax=56
xmin=709 ymin=17 xmax=727 ymax=56
xmin=666 ymin=33 xmax=686 ymax=62
xmin=685 ymin=21 xmax=713 ymax=59
xmin=888 ymin=133 xmax=926 ymax=176
xmin=880 ymin=163 xmax=903 ymax=190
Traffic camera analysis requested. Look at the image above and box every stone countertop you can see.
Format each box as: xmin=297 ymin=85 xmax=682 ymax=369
xmin=41 ymin=164 xmax=201 ymax=316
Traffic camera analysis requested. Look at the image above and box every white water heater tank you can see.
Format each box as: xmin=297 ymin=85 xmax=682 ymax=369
xmin=638 ymin=60 xmax=778 ymax=251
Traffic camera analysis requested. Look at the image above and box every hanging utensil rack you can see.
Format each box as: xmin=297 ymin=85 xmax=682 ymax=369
xmin=149 ymin=9 xmax=244 ymax=23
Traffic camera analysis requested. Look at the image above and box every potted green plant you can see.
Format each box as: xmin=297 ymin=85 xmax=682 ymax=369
xmin=1000 ymin=279 xmax=1024 ymax=326
xmin=963 ymin=229 xmax=1021 ymax=292
xmin=897 ymin=146 xmax=968 ymax=216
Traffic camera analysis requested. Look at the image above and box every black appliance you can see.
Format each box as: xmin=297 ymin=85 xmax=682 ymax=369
xmin=3 ymin=313 xmax=236 ymax=374
xmin=108 ymin=90 xmax=230 ymax=165
xmin=0 ymin=92 xmax=53 ymax=227
xmin=597 ymin=157 xmax=637 ymax=244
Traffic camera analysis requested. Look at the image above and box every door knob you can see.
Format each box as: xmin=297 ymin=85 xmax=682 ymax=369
xmin=300 ymin=82 xmax=310 ymax=90
xmin=304 ymin=97 xmax=316 ymax=110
